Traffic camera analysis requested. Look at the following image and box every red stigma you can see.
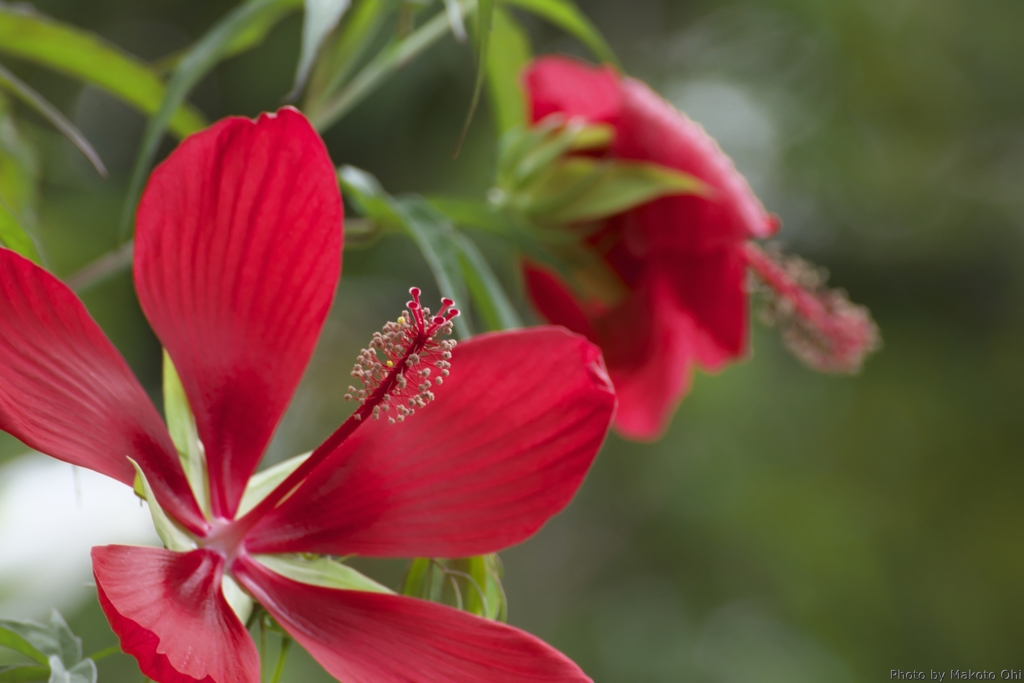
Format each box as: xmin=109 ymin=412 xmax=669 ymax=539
xmin=744 ymin=244 xmax=880 ymax=374
xmin=345 ymin=288 xmax=458 ymax=423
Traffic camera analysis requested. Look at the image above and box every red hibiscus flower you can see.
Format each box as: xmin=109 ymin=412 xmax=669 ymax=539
xmin=521 ymin=56 xmax=877 ymax=441
xmin=0 ymin=108 xmax=615 ymax=683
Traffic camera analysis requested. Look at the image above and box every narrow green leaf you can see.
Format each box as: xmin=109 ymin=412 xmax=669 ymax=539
xmin=254 ymin=554 xmax=394 ymax=593
xmin=0 ymin=200 xmax=40 ymax=264
xmin=341 ymin=166 xmax=472 ymax=337
xmin=443 ymin=0 xmax=468 ymax=42
xmin=0 ymin=628 xmax=48 ymax=666
xmin=130 ymin=459 xmax=197 ymax=552
xmin=236 ymin=451 xmax=311 ymax=518
xmin=337 ymin=165 xmax=403 ymax=228
xmin=524 ymin=158 xmax=708 ymax=224
xmin=120 ymin=0 xmax=304 ymax=240
xmin=303 ymin=0 xmax=393 ymax=112
xmin=0 ymin=665 xmax=50 ymax=682
xmin=311 ymin=0 xmax=475 ymax=131
xmin=486 ymin=7 xmax=531 ymax=134
xmin=0 ymin=62 xmax=105 ymax=176
xmin=454 ymin=0 xmax=494 ymax=155
xmin=290 ymin=0 xmax=352 ymax=100
xmin=393 ymin=197 xmax=472 ymax=338
xmin=0 ymin=5 xmax=205 ymax=138
xmin=454 ymin=232 xmax=522 ymax=331
xmin=0 ymin=611 xmax=80 ymax=670
xmin=162 ymin=351 xmax=210 ymax=519
xmin=502 ymin=0 xmax=619 ymax=67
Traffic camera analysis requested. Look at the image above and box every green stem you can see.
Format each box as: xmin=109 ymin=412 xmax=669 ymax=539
xmin=309 ymin=0 xmax=476 ymax=131
xmin=64 ymin=239 xmax=134 ymax=293
xmin=87 ymin=645 xmax=123 ymax=662
xmin=270 ymin=636 xmax=292 ymax=683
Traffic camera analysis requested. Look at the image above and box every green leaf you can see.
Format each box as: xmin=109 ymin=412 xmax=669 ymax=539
xmin=120 ymin=0 xmax=304 ymax=240
xmin=340 ymin=166 xmax=472 ymax=338
xmin=0 ymin=611 xmax=81 ymax=672
xmin=0 ymin=5 xmax=205 ymax=138
xmin=236 ymin=451 xmax=311 ymax=518
xmin=130 ymin=459 xmax=197 ymax=552
xmin=0 ymin=201 xmax=39 ymax=264
xmin=290 ymin=0 xmax=352 ymax=100
xmin=253 ymin=554 xmax=394 ymax=593
xmin=502 ymin=0 xmax=619 ymax=67
xmin=0 ymin=62 xmax=105 ymax=176
xmin=523 ymin=157 xmax=708 ymax=224
xmin=310 ymin=0 xmax=474 ymax=131
xmin=162 ymin=351 xmax=210 ymax=518
xmin=0 ymin=665 xmax=50 ymax=682
xmin=454 ymin=0 xmax=494 ymax=155
xmin=0 ymin=93 xmax=39 ymax=215
xmin=392 ymin=197 xmax=472 ymax=338
xmin=454 ymin=232 xmax=522 ymax=331
xmin=303 ymin=0 xmax=393 ymax=112
xmin=486 ymin=6 xmax=531 ymax=134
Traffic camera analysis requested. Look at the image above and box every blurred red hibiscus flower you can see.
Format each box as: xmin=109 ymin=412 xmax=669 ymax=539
xmin=0 ymin=108 xmax=615 ymax=683
xmin=522 ymin=56 xmax=878 ymax=441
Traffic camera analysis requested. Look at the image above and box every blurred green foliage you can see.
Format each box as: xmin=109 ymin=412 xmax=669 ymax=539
xmin=0 ymin=0 xmax=1021 ymax=682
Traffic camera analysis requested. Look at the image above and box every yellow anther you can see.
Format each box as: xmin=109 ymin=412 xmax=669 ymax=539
xmin=397 ymin=316 xmax=406 ymax=325
xmin=386 ymin=360 xmax=394 ymax=368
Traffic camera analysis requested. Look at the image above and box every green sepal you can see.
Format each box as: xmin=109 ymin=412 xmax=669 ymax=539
xmin=520 ymin=157 xmax=709 ymax=225
xmin=221 ymin=575 xmax=255 ymax=626
xmin=401 ymin=555 xmax=506 ymax=621
xmin=162 ymin=351 xmax=210 ymax=518
xmin=253 ymin=554 xmax=394 ymax=594
xmin=129 ymin=459 xmax=197 ymax=552
xmin=236 ymin=451 xmax=311 ymax=518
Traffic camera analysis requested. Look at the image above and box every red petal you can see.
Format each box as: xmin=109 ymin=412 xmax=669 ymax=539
xmin=93 ymin=545 xmax=259 ymax=683
xmin=233 ymin=556 xmax=592 ymax=683
xmin=524 ymin=56 xmax=622 ymax=125
xmin=523 ymin=264 xmax=598 ymax=342
xmin=655 ymin=249 xmax=749 ymax=370
xmin=616 ymin=78 xmax=775 ymax=250
xmin=134 ymin=108 xmax=343 ymax=519
xmin=0 ymin=249 xmax=204 ymax=532
xmin=245 ymin=328 xmax=615 ymax=557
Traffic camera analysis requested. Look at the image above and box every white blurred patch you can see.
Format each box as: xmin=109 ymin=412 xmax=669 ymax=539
xmin=0 ymin=453 xmax=158 ymax=619
xmin=664 ymin=79 xmax=779 ymax=198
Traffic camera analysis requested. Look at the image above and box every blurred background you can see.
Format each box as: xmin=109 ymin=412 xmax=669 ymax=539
xmin=1 ymin=0 xmax=1023 ymax=681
